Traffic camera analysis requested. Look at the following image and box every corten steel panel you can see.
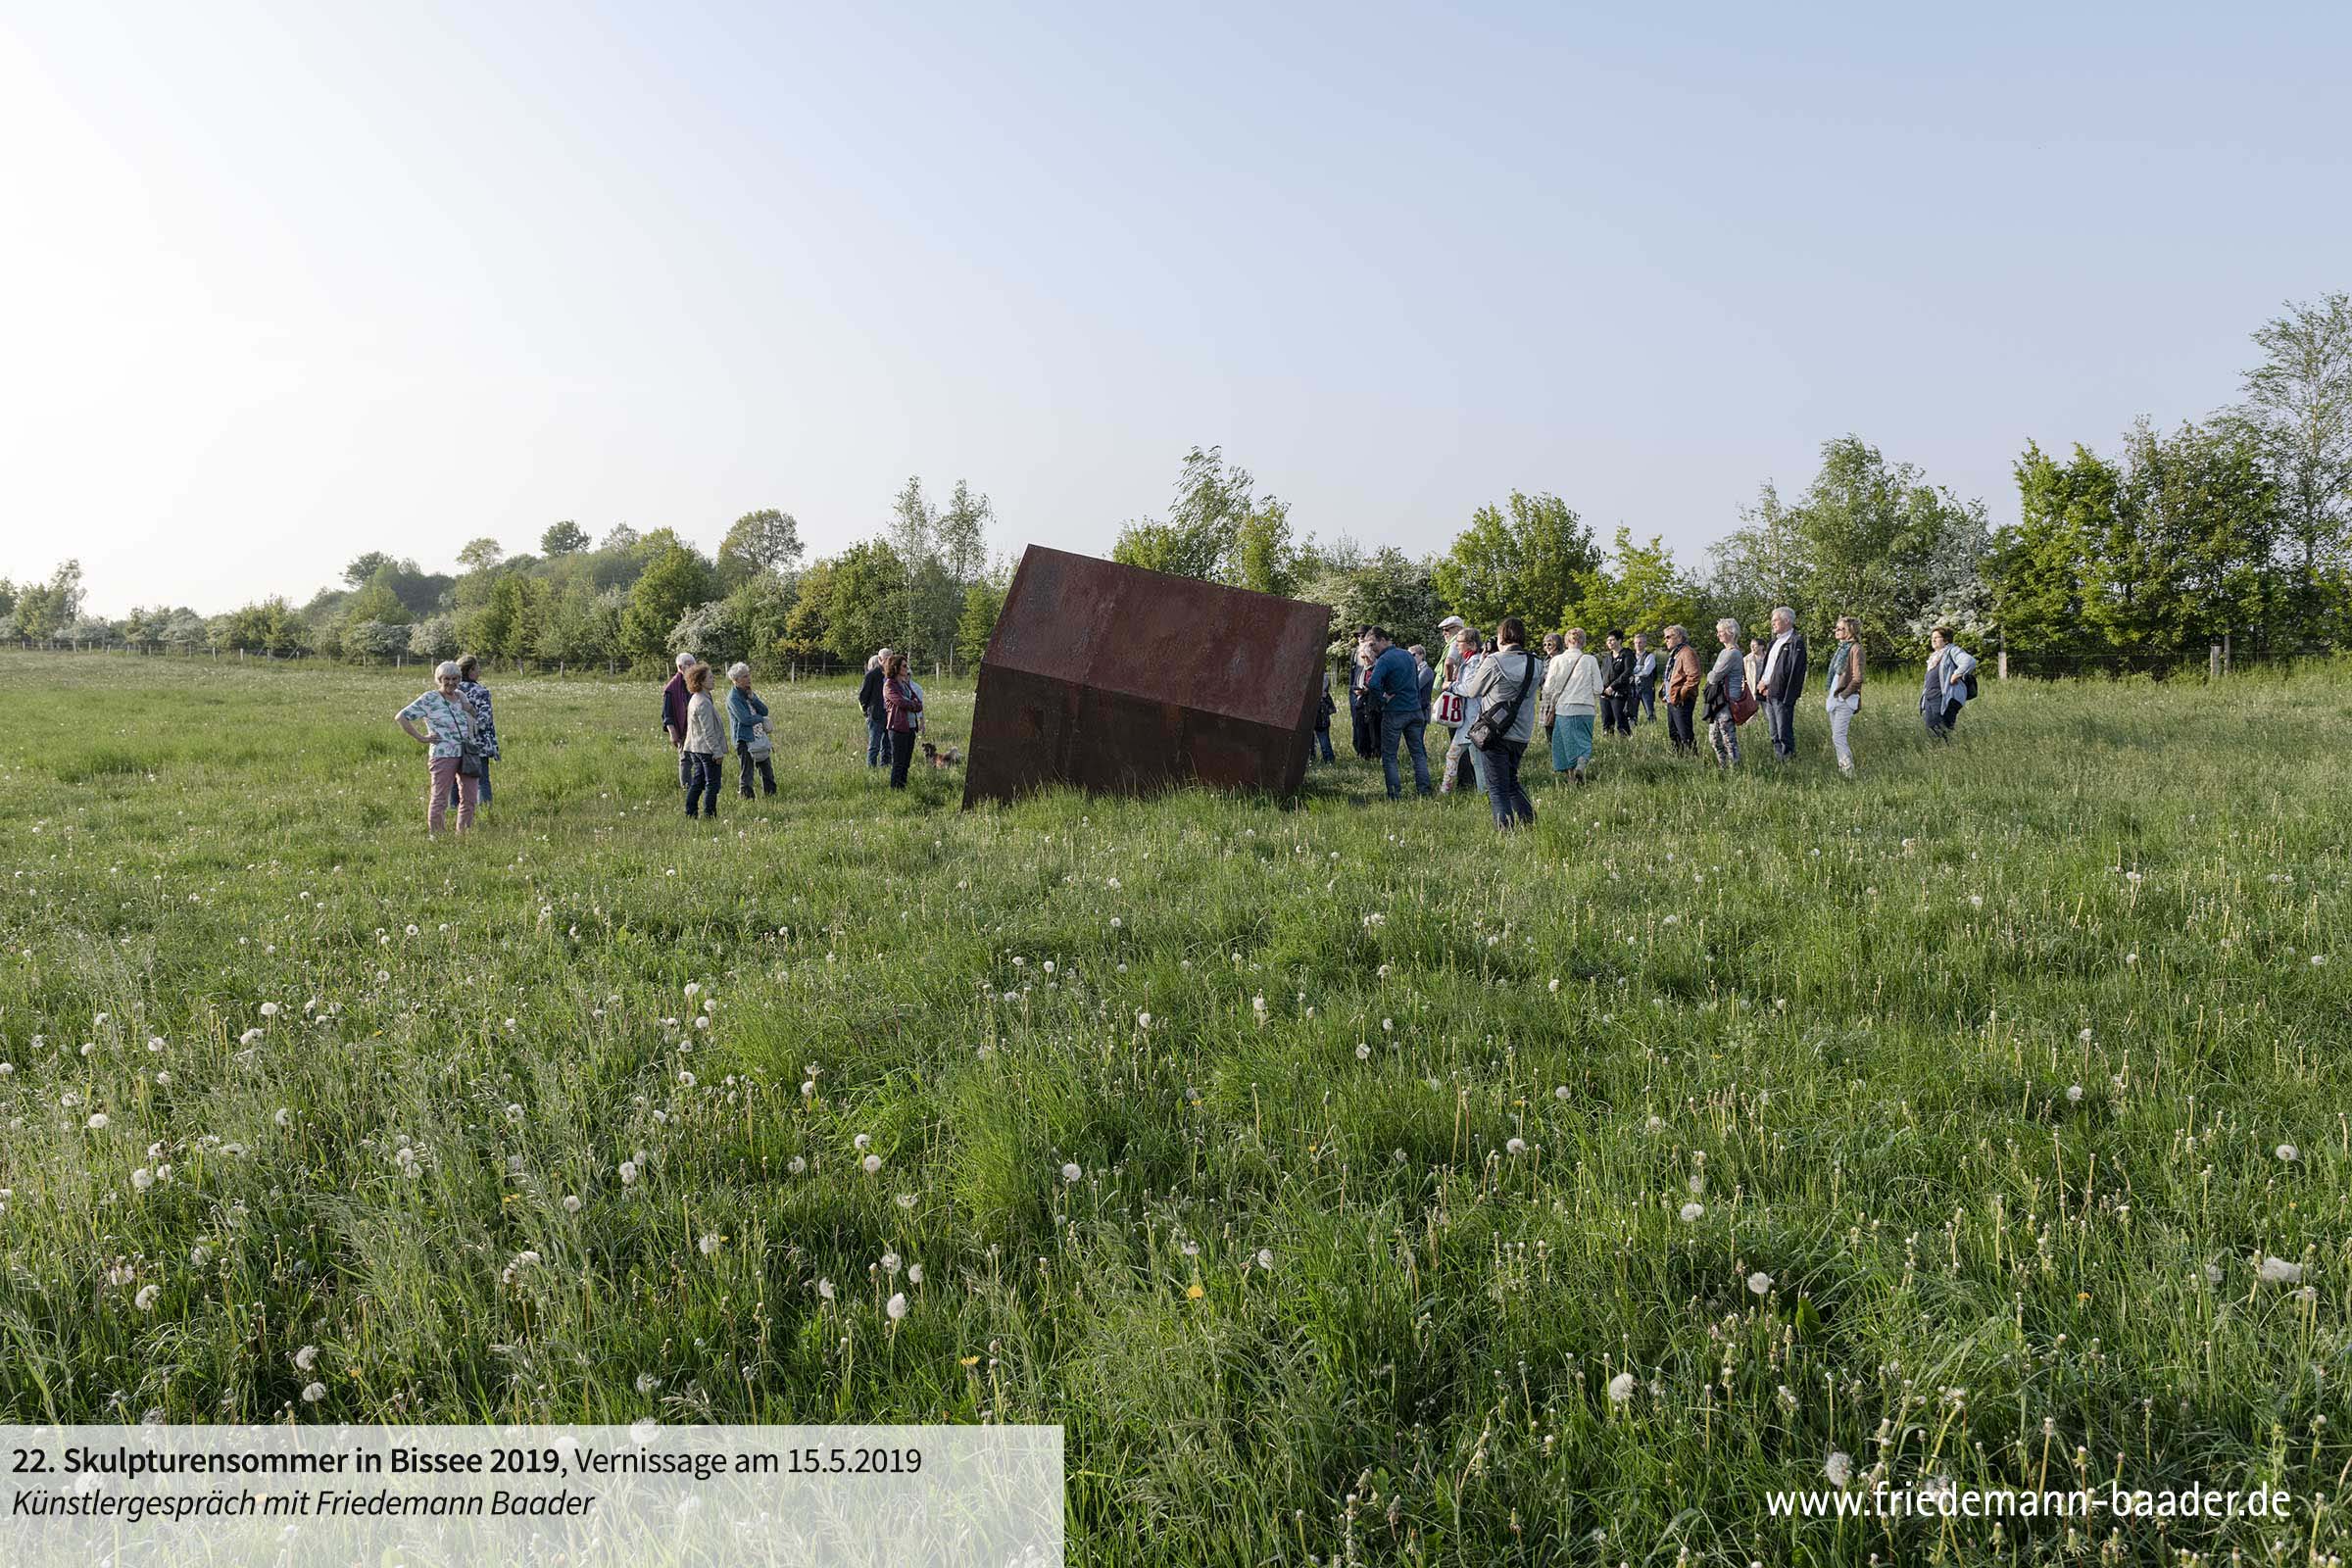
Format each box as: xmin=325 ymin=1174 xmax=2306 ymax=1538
xmin=962 ymin=547 xmax=1334 ymax=808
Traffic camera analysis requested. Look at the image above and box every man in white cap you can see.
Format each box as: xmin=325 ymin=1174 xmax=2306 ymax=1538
xmin=662 ymin=651 xmax=697 ymax=788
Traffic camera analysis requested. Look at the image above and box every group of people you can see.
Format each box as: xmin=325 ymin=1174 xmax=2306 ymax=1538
xmin=387 ymin=612 xmax=1981 ymax=836
xmin=1331 ymin=608 xmax=1981 ymax=830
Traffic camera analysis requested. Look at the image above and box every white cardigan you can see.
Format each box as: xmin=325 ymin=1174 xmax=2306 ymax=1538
xmin=1543 ymin=651 xmax=1601 ymax=717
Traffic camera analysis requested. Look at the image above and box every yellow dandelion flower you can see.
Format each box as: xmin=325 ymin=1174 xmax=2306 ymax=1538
xmin=1185 ymin=1283 xmax=1204 ymax=1300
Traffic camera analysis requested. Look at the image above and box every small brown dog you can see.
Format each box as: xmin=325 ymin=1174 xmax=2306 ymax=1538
xmin=922 ymin=742 xmax=960 ymax=769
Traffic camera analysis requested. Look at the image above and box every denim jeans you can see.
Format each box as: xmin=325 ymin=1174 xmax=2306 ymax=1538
xmin=1378 ymin=710 xmax=1432 ymax=797
xmin=1481 ymin=740 xmax=1536 ymax=829
xmin=866 ymin=713 xmax=889 ymax=766
xmin=1767 ymin=695 xmax=1797 ymax=760
xmin=683 ymin=752 xmax=723 ymax=816
xmin=737 ymin=742 xmax=776 ymax=796
xmin=1313 ymin=724 xmax=1335 ymax=762
xmin=1637 ymin=679 xmax=1656 ymax=721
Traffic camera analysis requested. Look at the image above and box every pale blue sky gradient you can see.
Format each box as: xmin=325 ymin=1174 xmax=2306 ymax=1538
xmin=4 ymin=2 xmax=2347 ymax=612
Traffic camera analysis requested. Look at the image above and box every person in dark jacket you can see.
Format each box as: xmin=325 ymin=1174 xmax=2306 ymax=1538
xmin=1632 ymin=633 xmax=1659 ymax=722
xmin=662 ymin=652 xmax=695 ymax=789
xmin=1598 ymin=632 xmax=1636 ymax=737
xmin=449 ymin=653 xmax=502 ymax=809
xmin=1312 ymin=668 xmax=1337 ymax=762
xmin=1755 ymin=608 xmax=1809 ymax=762
xmin=1348 ymin=638 xmax=1377 ymax=759
xmin=857 ymin=649 xmax=891 ymax=768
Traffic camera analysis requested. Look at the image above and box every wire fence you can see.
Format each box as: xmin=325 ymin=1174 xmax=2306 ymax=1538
xmin=1993 ymin=645 xmax=2342 ymax=681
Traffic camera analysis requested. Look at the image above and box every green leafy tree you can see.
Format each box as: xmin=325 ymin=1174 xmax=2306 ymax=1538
xmin=162 ymin=610 xmax=209 ymax=654
xmin=1295 ymin=547 xmax=1445 ymax=662
xmin=1432 ymin=492 xmax=1596 ymax=630
xmin=341 ymin=580 xmax=411 ymax=628
xmin=1559 ymin=528 xmax=1703 ymax=641
xmin=12 ymin=560 xmax=85 ymax=642
xmin=1231 ymin=497 xmax=1295 ymax=596
xmin=619 ymin=544 xmax=717 ymax=663
xmin=343 ymin=552 xmax=396 ymax=588
xmin=1112 ymin=446 xmax=1286 ymax=588
xmin=408 ymin=614 xmax=460 ymax=662
xmin=780 ymin=560 xmax=837 ymax=662
xmin=540 ymin=520 xmax=590 ymax=556
xmin=723 ymin=569 xmax=800 ymax=667
xmin=956 ymin=576 xmax=1005 ymax=668
xmin=1992 ymin=442 xmax=2106 ymax=653
xmin=823 ymin=539 xmax=908 ymax=665
xmin=2223 ymin=291 xmax=2352 ymax=642
xmin=718 ymin=509 xmax=805 ymax=585
xmin=936 ymin=482 xmax=993 ymax=585
xmin=456 ymin=537 xmax=505 ymax=572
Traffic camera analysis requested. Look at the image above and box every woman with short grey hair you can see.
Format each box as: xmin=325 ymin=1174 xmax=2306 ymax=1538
xmin=727 ymin=662 xmax=776 ymax=799
xmin=1704 ymin=618 xmax=1746 ymax=768
xmin=397 ymin=661 xmax=482 ymax=836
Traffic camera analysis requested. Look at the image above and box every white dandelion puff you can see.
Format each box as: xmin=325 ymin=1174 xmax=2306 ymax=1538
xmin=1606 ymin=1372 xmax=1636 ymax=1404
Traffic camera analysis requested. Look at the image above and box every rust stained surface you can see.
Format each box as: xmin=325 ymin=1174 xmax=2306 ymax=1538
xmin=962 ymin=546 xmax=1334 ymax=808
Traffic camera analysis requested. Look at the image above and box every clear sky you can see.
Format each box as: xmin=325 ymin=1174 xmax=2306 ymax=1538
xmin=4 ymin=1 xmax=2346 ymax=614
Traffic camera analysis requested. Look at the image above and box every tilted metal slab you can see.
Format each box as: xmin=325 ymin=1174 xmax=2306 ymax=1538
xmin=961 ymin=546 xmax=1334 ymax=808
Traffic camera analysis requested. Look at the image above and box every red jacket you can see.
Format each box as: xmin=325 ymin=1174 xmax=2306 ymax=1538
xmin=882 ymin=677 xmax=922 ymax=733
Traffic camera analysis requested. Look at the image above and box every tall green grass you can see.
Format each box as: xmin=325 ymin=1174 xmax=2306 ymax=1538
xmin=0 ymin=650 xmax=2345 ymax=1564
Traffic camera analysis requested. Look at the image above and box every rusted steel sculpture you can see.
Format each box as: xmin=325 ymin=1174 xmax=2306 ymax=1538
xmin=962 ymin=547 xmax=1334 ymax=808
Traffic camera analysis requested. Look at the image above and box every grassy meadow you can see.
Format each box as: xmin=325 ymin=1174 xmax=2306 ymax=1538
xmin=0 ymin=648 xmax=2347 ymax=1565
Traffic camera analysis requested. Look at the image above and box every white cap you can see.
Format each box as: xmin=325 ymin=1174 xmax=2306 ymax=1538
xmin=1438 ymin=615 xmax=1465 ymax=631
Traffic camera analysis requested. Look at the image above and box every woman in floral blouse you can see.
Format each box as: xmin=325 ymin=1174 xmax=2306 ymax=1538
xmin=446 ymin=653 xmax=502 ymax=810
xmin=397 ymin=662 xmax=481 ymax=837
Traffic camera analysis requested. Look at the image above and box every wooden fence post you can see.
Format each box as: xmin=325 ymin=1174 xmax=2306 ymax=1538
xmin=2208 ymin=643 xmax=2223 ymax=682
xmin=1996 ymin=650 xmax=2007 ymax=681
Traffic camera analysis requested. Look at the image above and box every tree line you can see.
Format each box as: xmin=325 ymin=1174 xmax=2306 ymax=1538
xmin=9 ymin=294 xmax=2343 ymax=673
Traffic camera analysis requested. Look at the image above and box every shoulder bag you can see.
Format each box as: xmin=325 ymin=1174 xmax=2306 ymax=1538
xmin=1466 ymin=652 xmax=1533 ymax=749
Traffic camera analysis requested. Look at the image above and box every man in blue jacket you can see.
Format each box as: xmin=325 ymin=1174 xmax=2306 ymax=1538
xmin=1360 ymin=627 xmax=1431 ymax=799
